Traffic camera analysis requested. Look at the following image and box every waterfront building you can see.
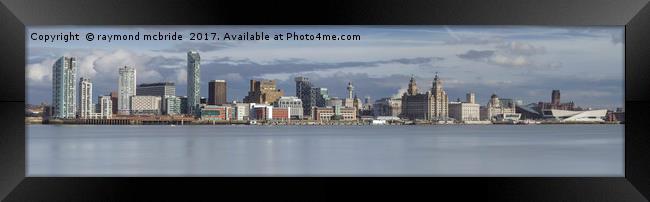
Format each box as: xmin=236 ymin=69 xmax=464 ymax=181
xmin=275 ymin=96 xmax=303 ymax=119
xmin=448 ymin=92 xmax=481 ymax=122
xmin=480 ymin=94 xmax=517 ymax=120
xmin=118 ymin=66 xmax=136 ymax=115
xmin=543 ymin=109 xmax=607 ymax=122
xmin=250 ymin=104 xmax=274 ymax=120
xmin=295 ymin=76 xmax=315 ymax=116
xmin=208 ymin=80 xmax=227 ymax=105
xmin=77 ymin=77 xmax=93 ymax=119
xmin=179 ymin=96 xmax=189 ymax=114
xmin=312 ymin=106 xmax=357 ymax=121
xmin=187 ymin=51 xmax=201 ymax=115
xmin=243 ymin=79 xmax=284 ymax=104
xmin=98 ymin=95 xmax=112 ymax=119
xmin=271 ymin=107 xmax=290 ymax=120
xmin=312 ymin=87 xmax=330 ymax=107
xmin=233 ymin=103 xmax=252 ymax=120
xmin=110 ymin=91 xmax=118 ymax=114
xmin=52 ymin=56 xmax=78 ymax=119
xmin=199 ymin=105 xmax=232 ymax=121
xmin=137 ymin=82 xmax=175 ymax=98
xmin=373 ymin=97 xmax=402 ymax=117
xmin=536 ymin=90 xmax=575 ymax=111
xmin=129 ymin=95 xmax=161 ymax=115
xmin=164 ymin=96 xmax=181 ymax=115
xmin=400 ymin=74 xmax=449 ymax=121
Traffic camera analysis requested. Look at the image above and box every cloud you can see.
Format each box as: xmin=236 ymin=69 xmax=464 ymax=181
xmin=457 ymin=50 xmax=495 ymax=60
xmin=497 ymin=41 xmax=546 ymax=55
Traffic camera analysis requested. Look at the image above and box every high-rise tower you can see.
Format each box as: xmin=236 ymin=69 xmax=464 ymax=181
xmin=118 ymin=66 xmax=136 ymax=115
xmin=78 ymin=77 xmax=93 ymax=119
xmin=187 ymin=51 xmax=201 ymax=115
xmin=52 ymin=56 xmax=78 ymax=119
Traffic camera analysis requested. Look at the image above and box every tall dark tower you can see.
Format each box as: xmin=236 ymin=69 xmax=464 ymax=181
xmin=407 ymin=75 xmax=418 ymax=96
xmin=551 ymin=90 xmax=560 ymax=106
xmin=295 ymin=76 xmax=314 ymax=115
xmin=208 ymin=80 xmax=227 ymax=105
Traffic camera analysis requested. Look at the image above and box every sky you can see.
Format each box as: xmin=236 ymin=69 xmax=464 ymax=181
xmin=27 ymin=26 xmax=624 ymax=109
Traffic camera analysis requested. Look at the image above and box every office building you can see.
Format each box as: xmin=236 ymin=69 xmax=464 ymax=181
xmin=275 ymin=96 xmax=303 ymax=119
xmin=327 ymin=97 xmax=343 ymax=107
xmin=208 ymin=80 xmax=227 ymax=105
xmin=250 ymin=104 xmax=274 ymax=120
xmin=187 ymin=51 xmax=201 ymax=115
xmin=129 ymin=95 xmax=161 ymax=115
xmin=199 ymin=105 xmax=232 ymax=121
xmin=448 ymin=93 xmax=481 ymax=122
xmin=233 ymin=103 xmax=252 ymax=121
xmin=98 ymin=95 xmax=112 ymax=119
xmin=164 ymin=96 xmax=181 ymax=115
xmin=373 ymin=97 xmax=402 ymax=117
xmin=312 ymin=106 xmax=357 ymax=121
xmin=52 ymin=56 xmax=78 ymax=119
xmin=295 ymin=76 xmax=315 ymax=116
xmin=110 ymin=91 xmax=118 ymax=114
xmin=400 ymin=74 xmax=449 ymax=121
xmin=480 ymin=94 xmax=517 ymax=120
xmin=118 ymin=66 xmax=136 ymax=115
xmin=312 ymin=87 xmax=330 ymax=107
xmin=179 ymin=96 xmax=188 ymax=114
xmin=243 ymin=79 xmax=284 ymax=104
xmin=137 ymin=82 xmax=175 ymax=98
xmin=77 ymin=77 xmax=93 ymax=119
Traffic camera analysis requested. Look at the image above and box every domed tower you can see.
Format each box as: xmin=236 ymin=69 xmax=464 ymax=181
xmin=432 ymin=72 xmax=443 ymax=94
xmin=489 ymin=94 xmax=500 ymax=107
xmin=407 ymin=75 xmax=418 ymax=96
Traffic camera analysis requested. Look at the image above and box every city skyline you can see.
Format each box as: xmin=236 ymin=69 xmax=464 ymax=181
xmin=27 ymin=26 xmax=624 ymax=109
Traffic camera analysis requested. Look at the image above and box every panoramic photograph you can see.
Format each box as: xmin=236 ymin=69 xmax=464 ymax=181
xmin=25 ymin=26 xmax=624 ymax=176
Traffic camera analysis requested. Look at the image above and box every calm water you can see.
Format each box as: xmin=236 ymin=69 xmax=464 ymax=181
xmin=27 ymin=124 xmax=623 ymax=176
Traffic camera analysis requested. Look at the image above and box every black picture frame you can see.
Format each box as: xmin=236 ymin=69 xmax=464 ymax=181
xmin=1 ymin=0 xmax=649 ymax=201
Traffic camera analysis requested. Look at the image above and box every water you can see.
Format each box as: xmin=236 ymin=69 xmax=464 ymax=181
xmin=27 ymin=124 xmax=623 ymax=176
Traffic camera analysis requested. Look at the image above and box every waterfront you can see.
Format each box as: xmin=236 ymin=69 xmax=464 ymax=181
xmin=27 ymin=124 xmax=623 ymax=176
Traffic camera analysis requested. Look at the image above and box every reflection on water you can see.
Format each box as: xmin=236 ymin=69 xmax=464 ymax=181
xmin=27 ymin=124 xmax=623 ymax=176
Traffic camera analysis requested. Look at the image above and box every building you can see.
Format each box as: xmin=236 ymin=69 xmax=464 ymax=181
xmin=536 ymin=90 xmax=575 ymax=111
xmin=327 ymin=97 xmax=343 ymax=107
xmin=77 ymin=77 xmax=93 ymax=119
xmin=275 ymin=96 xmax=303 ymax=119
xmin=448 ymin=92 xmax=480 ymax=122
xmin=118 ymin=66 xmax=136 ymax=115
xmin=129 ymin=95 xmax=161 ymax=115
xmin=250 ymin=104 xmax=274 ymax=120
xmin=208 ymin=80 xmax=227 ymax=105
xmin=137 ymin=82 xmax=175 ymax=98
xmin=233 ymin=103 xmax=252 ymax=120
xmin=543 ymin=109 xmax=607 ymax=122
xmin=199 ymin=105 xmax=232 ymax=121
xmin=187 ymin=50 xmax=201 ymax=115
xmin=243 ymin=79 xmax=284 ymax=104
xmin=110 ymin=91 xmax=118 ymax=114
xmin=98 ymin=95 xmax=112 ymax=119
xmin=373 ymin=97 xmax=402 ymax=117
xmin=179 ymin=96 xmax=188 ymax=114
xmin=164 ymin=96 xmax=181 ymax=115
xmin=295 ymin=76 xmax=315 ymax=116
xmin=52 ymin=56 xmax=78 ymax=119
xmin=312 ymin=106 xmax=357 ymax=121
xmin=400 ymin=74 xmax=449 ymax=121
xmin=271 ymin=107 xmax=290 ymax=120
xmin=312 ymin=87 xmax=330 ymax=107
xmin=480 ymin=94 xmax=518 ymax=120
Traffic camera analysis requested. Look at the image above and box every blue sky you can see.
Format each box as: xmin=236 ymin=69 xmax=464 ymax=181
xmin=27 ymin=26 xmax=624 ymax=109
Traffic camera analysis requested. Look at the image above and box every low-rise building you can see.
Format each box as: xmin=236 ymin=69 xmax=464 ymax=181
xmin=373 ymin=97 xmax=402 ymax=117
xmin=199 ymin=105 xmax=232 ymax=120
xmin=312 ymin=106 xmax=357 ymax=121
xmin=130 ymin=95 xmax=162 ymax=115
xmin=448 ymin=101 xmax=480 ymax=122
xmin=164 ymin=96 xmax=181 ymax=115
xmin=275 ymin=96 xmax=303 ymax=120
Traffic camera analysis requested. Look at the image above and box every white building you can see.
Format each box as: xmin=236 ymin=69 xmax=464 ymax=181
xmin=99 ymin=95 xmax=113 ymax=119
xmin=275 ymin=96 xmax=303 ymax=119
xmin=130 ymin=95 xmax=161 ymax=115
xmin=480 ymin=94 xmax=517 ymax=121
xmin=448 ymin=101 xmax=480 ymax=122
xmin=543 ymin=109 xmax=607 ymax=122
xmin=250 ymin=104 xmax=273 ymax=120
xmin=52 ymin=56 xmax=78 ymax=119
xmin=77 ymin=77 xmax=93 ymax=119
xmin=164 ymin=96 xmax=181 ymax=115
xmin=118 ymin=66 xmax=136 ymax=115
xmin=233 ymin=103 xmax=252 ymax=120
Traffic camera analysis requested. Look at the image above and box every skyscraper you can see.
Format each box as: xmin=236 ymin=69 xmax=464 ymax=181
xmin=187 ymin=51 xmax=201 ymax=115
xmin=52 ymin=56 xmax=78 ymax=119
xmin=78 ymin=77 xmax=93 ymax=119
xmin=295 ymin=76 xmax=314 ymax=116
xmin=99 ymin=95 xmax=112 ymax=119
xmin=208 ymin=80 xmax=227 ymax=105
xmin=118 ymin=66 xmax=136 ymax=115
